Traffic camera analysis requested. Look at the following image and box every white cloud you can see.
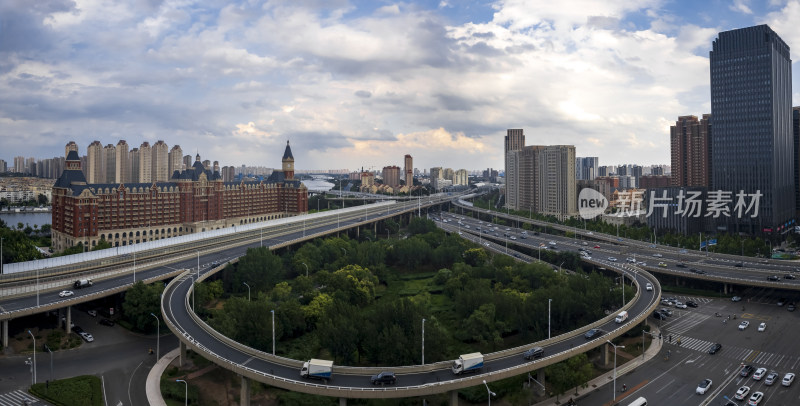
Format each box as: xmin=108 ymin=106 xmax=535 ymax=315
xmin=731 ymin=0 xmax=753 ymax=14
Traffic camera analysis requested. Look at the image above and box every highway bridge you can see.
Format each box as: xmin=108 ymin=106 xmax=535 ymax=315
xmin=1 ymin=191 xmax=795 ymax=404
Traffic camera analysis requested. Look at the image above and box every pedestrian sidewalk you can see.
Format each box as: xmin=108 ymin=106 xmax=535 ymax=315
xmin=146 ymin=347 xmax=180 ymax=406
xmin=533 ymin=326 xmax=663 ymax=406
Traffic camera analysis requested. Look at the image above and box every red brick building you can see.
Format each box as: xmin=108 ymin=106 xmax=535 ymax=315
xmin=52 ymin=141 xmax=307 ymax=251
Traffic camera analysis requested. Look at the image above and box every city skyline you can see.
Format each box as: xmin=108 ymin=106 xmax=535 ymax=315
xmin=5 ymin=2 xmax=800 ymax=169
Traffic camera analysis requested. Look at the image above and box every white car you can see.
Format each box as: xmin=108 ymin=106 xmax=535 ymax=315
xmin=738 ymin=320 xmax=750 ymax=330
xmin=758 ymin=322 xmax=766 ymax=332
xmin=79 ymin=332 xmax=94 ymax=343
xmin=734 ymin=385 xmax=750 ymax=400
xmin=782 ymin=372 xmax=795 ymax=386
xmin=608 ymin=257 xmax=618 ymax=262
xmin=696 ymin=378 xmax=712 ymax=395
xmin=675 ymin=302 xmax=687 ymax=309
xmin=87 ymin=310 xmax=97 ymax=317
xmin=753 ymin=367 xmax=767 ymax=380
xmin=548 ymin=241 xmax=557 ymax=245
xmin=59 ymin=290 xmax=74 ymax=298
xmin=748 ymin=391 xmax=764 ymax=405
xmin=732 ymin=296 xmax=742 ymax=302
xmin=652 ymin=253 xmax=663 ymax=258
xmin=645 ymin=283 xmax=653 ymax=291
xmin=637 ymin=262 xmax=647 ymax=267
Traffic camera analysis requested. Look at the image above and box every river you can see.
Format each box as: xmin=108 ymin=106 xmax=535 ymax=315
xmin=0 ymin=212 xmax=51 ymax=229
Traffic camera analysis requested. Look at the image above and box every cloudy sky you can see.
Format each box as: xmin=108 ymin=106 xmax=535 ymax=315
xmin=3 ymin=0 xmax=800 ymax=172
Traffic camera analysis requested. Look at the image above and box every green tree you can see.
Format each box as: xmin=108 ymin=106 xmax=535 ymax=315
xmin=37 ymin=194 xmax=48 ymax=205
xmin=92 ymin=238 xmax=112 ymax=251
xmin=121 ymin=281 xmax=164 ymax=332
xmin=463 ymin=248 xmax=488 ymax=266
xmin=326 ymin=264 xmax=378 ymax=306
xmin=316 ymin=300 xmax=362 ymax=363
xmin=461 ymin=303 xmax=503 ymax=349
xmin=303 ymin=293 xmax=333 ymax=322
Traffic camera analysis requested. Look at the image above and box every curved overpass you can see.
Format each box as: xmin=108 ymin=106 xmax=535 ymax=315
xmin=160 ymin=238 xmax=661 ymax=398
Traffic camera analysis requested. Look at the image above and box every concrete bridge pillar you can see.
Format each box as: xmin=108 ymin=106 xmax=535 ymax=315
xmin=339 ymin=398 xmax=347 ymax=406
xmin=65 ymin=306 xmax=71 ymax=332
xmin=240 ymin=375 xmax=250 ymax=405
xmin=604 ymin=342 xmax=610 ymax=367
xmin=2 ymin=319 xmax=7 ymax=348
xmin=449 ymin=390 xmax=459 ymax=406
xmin=537 ymin=369 xmax=546 ymax=396
xmin=356 ymin=227 xmax=359 ymax=238
xmin=179 ymin=341 xmax=187 ymax=367
xmin=724 ymin=283 xmax=728 ymax=294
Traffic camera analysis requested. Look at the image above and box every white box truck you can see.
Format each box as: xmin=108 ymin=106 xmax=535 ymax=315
xmin=452 ymin=352 xmax=484 ymax=375
xmin=615 ymin=311 xmax=628 ymax=323
xmin=300 ymin=359 xmax=333 ymax=382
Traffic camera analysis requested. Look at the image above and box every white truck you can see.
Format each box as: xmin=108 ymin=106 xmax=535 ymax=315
xmin=73 ymin=279 xmax=93 ymax=289
xmin=615 ymin=310 xmax=628 ymax=323
xmin=300 ymin=359 xmax=333 ymax=382
xmin=452 ymin=352 xmax=484 ymax=375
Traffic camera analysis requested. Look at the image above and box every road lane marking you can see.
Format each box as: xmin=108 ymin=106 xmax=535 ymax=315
xmin=745 ymin=350 xmax=760 ymax=363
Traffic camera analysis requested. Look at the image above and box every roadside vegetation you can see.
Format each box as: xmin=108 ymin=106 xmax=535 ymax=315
xmin=30 ymin=375 xmax=103 ymax=406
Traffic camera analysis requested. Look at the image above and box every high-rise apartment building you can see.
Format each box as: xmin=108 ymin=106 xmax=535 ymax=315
xmin=670 ymin=115 xmax=711 ymax=187
xmin=382 ymin=165 xmax=401 ymax=188
xmin=115 ymin=140 xmax=129 ymax=184
xmin=537 ymin=145 xmax=577 ymax=218
xmin=454 ymin=169 xmax=468 ymax=186
xmin=403 ymin=154 xmax=413 ymax=186
xmin=504 ymin=129 xmax=525 ymax=209
xmin=710 ymin=25 xmax=796 ymax=234
xmin=103 ymin=144 xmax=116 ymax=184
xmin=169 ymin=145 xmax=183 ymax=175
xmin=87 ymin=141 xmax=104 ymax=183
xmin=129 ymin=148 xmax=140 ymax=183
xmin=443 ymin=168 xmax=454 ymax=182
xmin=576 ymin=157 xmax=599 ymax=180
xmin=183 ymin=155 xmax=193 ymax=172
xmin=152 ymin=140 xmax=169 ymax=182
xmin=13 ymin=156 xmax=25 ymax=173
xmin=65 ymin=141 xmax=78 ymax=159
xmin=794 ymin=107 xmax=800 ymax=218
xmin=138 ymin=142 xmax=152 ymax=183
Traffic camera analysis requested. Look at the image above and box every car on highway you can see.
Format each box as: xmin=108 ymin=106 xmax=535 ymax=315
xmin=370 ymin=371 xmax=396 ymax=385
xmin=765 ymin=371 xmax=779 ymax=386
xmin=782 ymin=372 xmax=795 ymax=387
xmin=785 ymin=274 xmax=796 ymax=280
xmin=549 ymin=241 xmax=557 ymax=245
xmin=523 ymin=346 xmax=544 ymax=360
xmin=739 ymin=321 xmax=750 ymax=330
xmin=608 ymin=257 xmax=618 ymax=262
xmin=753 ymin=367 xmax=767 ymax=380
xmin=626 ymin=257 xmax=636 ymax=263
xmin=645 ymin=283 xmax=653 ymax=291
xmin=658 ymin=262 xmax=667 ymax=267
xmin=734 ymin=385 xmax=750 ymax=400
xmin=758 ymin=322 xmax=766 ymax=332
xmin=593 ymin=245 xmax=600 ymax=248
xmin=59 ymin=290 xmax=74 ymax=297
xmin=652 ymin=253 xmax=663 ymax=258
xmin=696 ymin=378 xmax=712 ymax=395
xmin=676 ymin=263 xmax=687 ymax=268
xmin=789 ymin=302 xmax=797 ymax=312
xmin=740 ymin=365 xmax=755 ymax=377
xmin=747 ymin=391 xmax=763 ymax=405
xmin=767 ymin=275 xmax=780 ymax=281
xmin=99 ymin=318 xmax=115 ymax=327
xmin=732 ymin=296 xmax=742 ymax=302
xmin=686 ymin=300 xmax=698 ymax=308
xmin=584 ymin=329 xmax=603 ymax=339
xmin=637 ymin=262 xmax=647 ymax=267
xmin=708 ymin=343 xmax=722 ymax=354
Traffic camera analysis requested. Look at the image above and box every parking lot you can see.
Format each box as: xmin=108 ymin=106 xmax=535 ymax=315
xmin=577 ymin=287 xmax=800 ymax=405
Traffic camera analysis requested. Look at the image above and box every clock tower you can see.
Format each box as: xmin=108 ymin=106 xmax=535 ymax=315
xmin=282 ymin=140 xmax=294 ymax=180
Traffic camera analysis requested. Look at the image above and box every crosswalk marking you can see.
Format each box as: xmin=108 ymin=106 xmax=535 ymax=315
xmin=0 ymin=390 xmax=38 ymax=406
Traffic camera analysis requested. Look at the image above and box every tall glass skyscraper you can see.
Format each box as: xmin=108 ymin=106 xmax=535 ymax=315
xmin=710 ymin=25 xmax=796 ymax=234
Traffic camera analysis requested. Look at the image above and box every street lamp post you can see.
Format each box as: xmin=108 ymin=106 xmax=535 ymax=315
xmin=548 ymin=299 xmax=552 ymax=339
xmin=0 ymin=237 xmax=4 ymax=275
xmin=607 ymin=341 xmax=625 ymax=400
xmin=45 ymin=344 xmax=53 ymax=383
xmin=271 ymin=310 xmax=275 ymax=356
xmin=133 ymin=251 xmax=136 ymax=283
xmin=27 ymin=330 xmax=37 ymax=384
xmin=25 ymin=357 xmax=33 ymax=387
xmin=176 ymin=379 xmax=188 ymax=406
xmin=482 ymin=380 xmax=496 ymax=406
xmin=422 ymin=318 xmax=426 ymax=365
xmin=196 ymin=250 xmax=200 ymax=280
xmin=243 ymin=282 xmax=251 ymax=301
xmin=151 ymin=313 xmax=160 ymax=360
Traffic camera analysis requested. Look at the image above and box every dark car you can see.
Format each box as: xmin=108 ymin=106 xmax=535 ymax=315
xmin=370 ymin=371 xmax=397 ymax=385
xmin=767 ymin=275 xmax=780 ymax=281
xmin=523 ymin=346 xmax=545 ymax=360
xmin=584 ymin=329 xmax=603 ymax=339
xmin=685 ymin=300 xmax=698 ymax=308
xmin=99 ymin=318 xmax=115 ymax=327
xmin=676 ymin=263 xmax=687 ymax=268
xmin=652 ymin=311 xmax=666 ymax=320
xmin=735 ymin=262 xmax=744 ymax=267
xmin=71 ymin=325 xmax=84 ymax=334
xmin=785 ymin=274 xmax=796 ymax=280
xmin=788 ymin=303 xmax=796 ymax=312
xmin=740 ymin=365 xmax=755 ymax=377
xmin=708 ymin=343 xmax=722 ymax=354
